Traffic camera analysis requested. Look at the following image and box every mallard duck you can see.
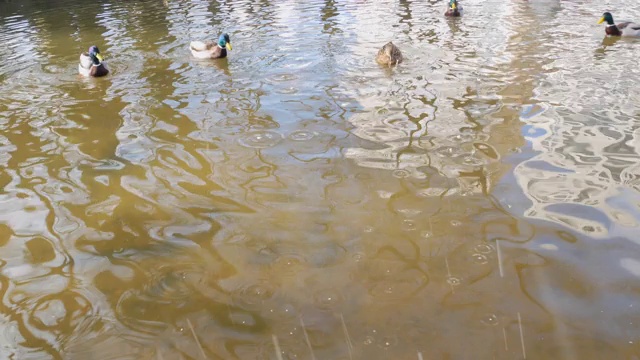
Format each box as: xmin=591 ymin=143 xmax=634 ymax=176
xmin=598 ymin=12 xmax=640 ymax=37
xmin=78 ymin=45 xmax=109 ymax=77
xmin=190 ymin=33 xmax=232 ymax=59
xmin=445 ymin=0 xmax=462 ymax=17
xmin=376 ymin=41 xmax=403 ymax=67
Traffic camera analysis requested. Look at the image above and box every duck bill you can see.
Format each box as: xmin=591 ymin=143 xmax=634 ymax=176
xmin=96 ymin=53 xmax=104 ymax=62
xmin=225 ymin=43 xmax=232 ymax=51
xmin=597 ymin=17 xmax=605 ymax=24
xmin=451 ymin=3 xmax=457 ymax=9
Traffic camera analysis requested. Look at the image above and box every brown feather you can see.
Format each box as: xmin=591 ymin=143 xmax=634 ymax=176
xmin=376 ymin=41 xmax=403 ymax=67
xmin=606 ymin=25 xmax=623 ymax=36
xmin=445 ymin=8 xmax=461 ymax=17
xmin=90 ymin=64 xmax=109 ymax=77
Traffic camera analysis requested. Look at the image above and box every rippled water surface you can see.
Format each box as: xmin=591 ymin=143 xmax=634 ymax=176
xmin=1 ymin=0 xmax=640 ymax=358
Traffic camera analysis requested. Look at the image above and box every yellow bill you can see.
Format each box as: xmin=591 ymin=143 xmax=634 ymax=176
xmin=597 ymin=17 xmax=605 ymax=24
xmin=452 ymin=3 xmax=457 ymax=9
xmin=96 ymin=53 xmax=104 ymax=62
xmin=226 ymin=42 xmax=232 ymax=51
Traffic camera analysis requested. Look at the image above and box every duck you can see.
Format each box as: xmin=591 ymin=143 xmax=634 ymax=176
xmin=78 ymin=45 xmax=109 ymax=77
xmin=376 ymin=41 xmax=403 ymax=67
xmin=190 ymin=33 xmax=232 ymax=59
xmin=445 ymin=0 xmax=462 ymax=17
xmin=598 ymin=12 xmax=640 ymax=37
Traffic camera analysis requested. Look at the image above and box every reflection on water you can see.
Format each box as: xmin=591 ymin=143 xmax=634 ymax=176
xmin=1 ymin=0 xmax=640 ymax=359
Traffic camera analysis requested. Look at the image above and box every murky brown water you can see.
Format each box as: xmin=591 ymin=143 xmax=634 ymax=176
xmin=1 ymin=0 xmax=640 ymax=358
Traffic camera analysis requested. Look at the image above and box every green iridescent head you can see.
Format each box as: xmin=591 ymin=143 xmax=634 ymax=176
xmin=598 ymin=12 xmax=615 ymax=25
xmin=218 ymin=33 xmax=232 ymax=50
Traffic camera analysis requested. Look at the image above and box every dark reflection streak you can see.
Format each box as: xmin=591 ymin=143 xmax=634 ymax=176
xmin=238 ymin=151 xmax=281 ymax=201
xmin=486 ymin=195 xmax=536 ymax=244
xmin=376 ymin=241 xmax=427 ymax=262
xmin=594 ymin=36 xmax=621 ymax=60
xmin=458 ymin=262 xmax=492 ymax=288
xmin=324 ymin=86 xmax=349 ymax=124
xmin=209 ymin=0 xmax=223 ymax=25
xmin=421 ymin=100 xmax=439 ymax=149
xmin=318 ymin=0 xmax=342 ymax=94
xmin=373 ymin=244 xmax=431 ymax=296
xmin=400 ymin=56 xmax=438 ymax=153
xmin=396 ymin=99 xmax=433 ymax=168
xmin=438 ymin=188 xmax=456 ymax=209
xmin=398 ymin=0 xmax=413 ymax=32
xmin=453 ymin=87 xmax=489 ymax=133
xmin=321 ymin=0 xmax=339 ymax=36
xmin=376 ymin=244 xmax=421 ymax=267
xmin=445 ymin=16 xmax=463 ymax=34
xmin=514 ymin=261 xmax=555 ymax=321
xmin=210 ymin=57 xmax=232 ymax=77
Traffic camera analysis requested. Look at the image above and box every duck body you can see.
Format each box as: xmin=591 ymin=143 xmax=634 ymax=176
xmin=78 ymin=46 xmax=109 ymax=77
xmin=445 ymin=0 xmax=462 ymax=17
xmin=599 ymin=12 xmax=640 ymax=37
xmin=190 ymin=33 xmax=232 ymax=59
xmin=376 ymin=41 xmax=403 ymax=67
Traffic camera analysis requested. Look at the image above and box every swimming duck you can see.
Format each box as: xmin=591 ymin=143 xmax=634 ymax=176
xmin=190 ymin=33 xmax=232 ymax=59
xmin=376 ymin=41 xmax=403 ymax=67
xmin=78 ymin=46 xmax=109 ymax=77
xmin=445 ymin=0 xmax=462 ymax=17
xmin=598 ymin=12 xmax=640 ymax=37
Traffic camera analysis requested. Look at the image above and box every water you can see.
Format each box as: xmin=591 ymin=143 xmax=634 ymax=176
xmin=1 ymin=0 xmax=640 ymax=358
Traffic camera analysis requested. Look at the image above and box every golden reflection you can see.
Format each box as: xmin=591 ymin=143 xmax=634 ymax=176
xmin=0 ymin=0 xmax=639 ymax=359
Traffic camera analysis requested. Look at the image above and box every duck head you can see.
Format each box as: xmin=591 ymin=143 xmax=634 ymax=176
xmin=382 ymin=42 xmax=396 ymax=57
xmin=449 ymin=0 xmax=458 ymax=10
xmin=598 ymin=12 xmax=615 ymax=25
xmin=218 ymin=33 xmax=232 ymax=51
xmin=88 ymin=45 xmax=104 ymax=65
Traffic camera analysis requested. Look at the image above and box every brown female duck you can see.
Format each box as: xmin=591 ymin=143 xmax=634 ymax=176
xmin=376 ymin=41 xmax=403 ymax=67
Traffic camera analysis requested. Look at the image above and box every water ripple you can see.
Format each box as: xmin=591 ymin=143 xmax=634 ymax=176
xmin=1 ymin=0 xmax=640 ymax=359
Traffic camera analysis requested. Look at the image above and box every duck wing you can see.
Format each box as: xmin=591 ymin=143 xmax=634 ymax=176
xmin=617 ymin=22 xmax=640 ymax=36
xmin=190 ymin=40 xmax=216 ymax=52
xmin=79 ymin=53 xmax=92 ymax=69
xmin=616 ymin=22 xmax=640 ymax=30
xmin=390 ymin=45 xmax=403 ymax=63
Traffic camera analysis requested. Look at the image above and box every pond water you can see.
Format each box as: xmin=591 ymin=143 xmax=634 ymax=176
xmin=1 ymin=0 xmax=640 ymax=358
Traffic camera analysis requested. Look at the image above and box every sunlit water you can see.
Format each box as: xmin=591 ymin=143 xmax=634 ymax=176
xmin=1 ymin=0 xmax=640 ymax=358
